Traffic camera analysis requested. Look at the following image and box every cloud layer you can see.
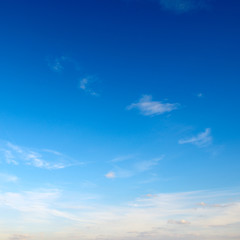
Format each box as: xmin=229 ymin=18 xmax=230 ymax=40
xmin=0 ymin=188 xmax=240 ymax=240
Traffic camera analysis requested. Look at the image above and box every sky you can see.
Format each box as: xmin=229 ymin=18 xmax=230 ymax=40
xmin=0 ymin=0 xmax=240 ymax=239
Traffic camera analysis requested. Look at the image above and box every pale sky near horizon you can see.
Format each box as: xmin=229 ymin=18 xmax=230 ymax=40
xmin=0 ymin=0 xmax=240 ymax=239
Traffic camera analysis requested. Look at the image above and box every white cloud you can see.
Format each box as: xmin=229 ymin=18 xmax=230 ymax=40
xmin=127 ymin=95 xmax=178 ymax=116
xmin=0 ymin=140 xmax=79 ymax=170
xmin=105 ymin=171 xmax=116 ymax=179
xmin=178 ymin=128 xmax=212 ymax=147
xmin=0 ymin=173 xmax=18 ymax=183
xmin=159 ymin=0 xmax=208 ymax=13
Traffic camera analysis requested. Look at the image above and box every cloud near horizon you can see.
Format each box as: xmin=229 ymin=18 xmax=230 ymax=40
xmin=127 ymin=95 xmax=178 ymax=116
xmin=1 ymin=188 xmax=240 ymax=240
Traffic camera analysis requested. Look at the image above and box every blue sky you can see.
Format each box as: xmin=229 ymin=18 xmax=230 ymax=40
xmin=0 ymin=0 xmax=240 ymax=239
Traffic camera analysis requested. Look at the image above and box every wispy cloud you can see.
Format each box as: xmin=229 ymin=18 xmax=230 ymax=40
xmin=47 ymin=56 xmax=66 ymax=72
xmin=158 ymin=0 xmax=208 ymax=13
xmin=79 ymin=77 xmax=98 ymax=96
xmin=127 ymin=95 xmax=178 ymax=116
xmin=48 ymin=56 xmax=99 ymax=96
xmin=0 ymin=140 xmax=80 ymax=169
xmin=178 ymin=128 xmax=212 ymax=147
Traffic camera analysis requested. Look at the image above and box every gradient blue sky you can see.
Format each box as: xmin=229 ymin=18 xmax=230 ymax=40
xmin=0 ymin=0 xmax=240 ymax=239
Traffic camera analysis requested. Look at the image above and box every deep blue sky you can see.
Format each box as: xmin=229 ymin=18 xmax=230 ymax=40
xmin=0 ymin=1 xmax=240 ymax=239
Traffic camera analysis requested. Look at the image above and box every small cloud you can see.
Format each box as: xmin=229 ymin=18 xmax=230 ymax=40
xmin=168 ymin=219 xmax=191 ymax=225
xmin=197 ymin=93 xmax=204 ymax=98
xmin=79 ymin=77 xmax=98 ymax=96
xmin=159 ymin=0 xmax=208 ymax=13
xmin=0 ymin=173 xmax=18 ymax=182
xmin=127 ymin=95 xmax=178 ymax=116
xmin=178 ymin=128 xmax=212 ymax=147
xmin=105 ymin=171 xmax=116 ymax=179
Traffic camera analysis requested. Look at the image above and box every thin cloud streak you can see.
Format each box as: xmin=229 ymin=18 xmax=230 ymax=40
xmin=178 ymin=128 xmax=212 ymax=147
xmin=127 ymin=95 xmax=178 ymax=116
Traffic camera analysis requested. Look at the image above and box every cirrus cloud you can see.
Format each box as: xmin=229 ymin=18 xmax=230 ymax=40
xmin=178 ymin=128 xmax=212 ymax=147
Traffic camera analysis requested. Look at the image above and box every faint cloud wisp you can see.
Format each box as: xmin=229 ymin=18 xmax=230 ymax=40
xmin=79 ymin=77 xmax=99 ymax=96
